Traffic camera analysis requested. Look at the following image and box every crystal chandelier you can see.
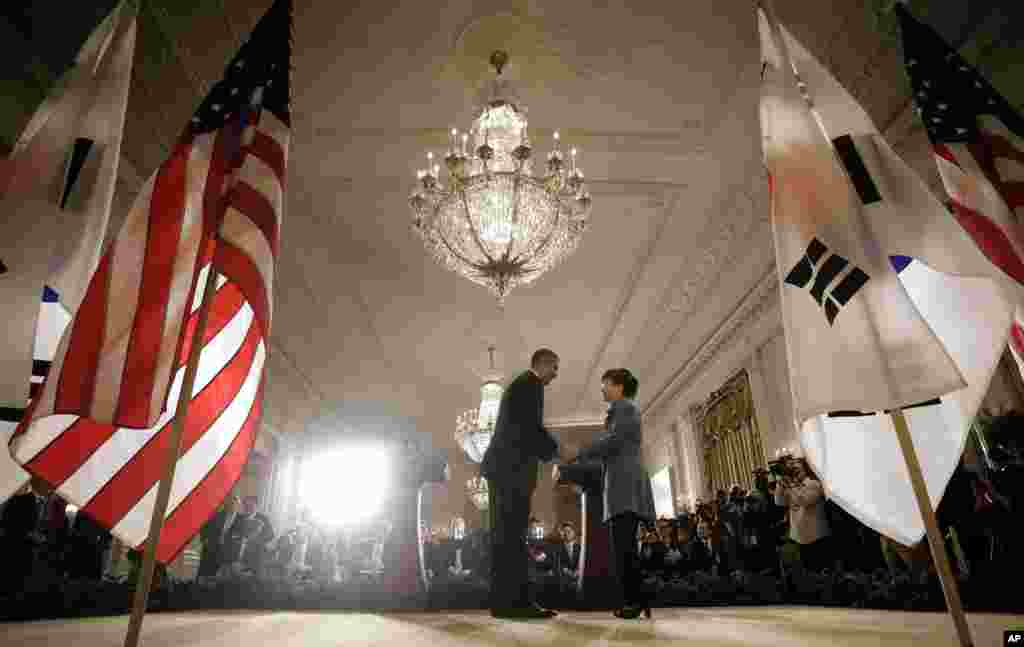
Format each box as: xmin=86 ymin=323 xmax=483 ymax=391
xmin=466 ymin=476 xmax=489 ymax=511
xmin=409 ymin=50 xmax=593 ymax=305
xmin=455 ymin=346 xmax=503 ymax=463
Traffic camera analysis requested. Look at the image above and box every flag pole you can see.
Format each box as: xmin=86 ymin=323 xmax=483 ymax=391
xmin=890 ymin=408 xmax=973 ymax=647
xmin=122 ymin=253 xmax=221 ymax=647
xmin=758 ymin=2 xmax=974 ymax=645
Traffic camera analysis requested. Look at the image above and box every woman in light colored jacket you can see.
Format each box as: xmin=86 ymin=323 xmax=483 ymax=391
xmin=576 ymin=368 xmax=656 ymax=619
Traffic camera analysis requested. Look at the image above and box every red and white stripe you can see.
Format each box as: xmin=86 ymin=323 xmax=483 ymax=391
xmin=26 ymin=128 xmax=224 ymax=430
xmin=933 ymin=115 xmax=1024 ymax=374
xmin=934 ymin=116 xmax=1024 ymax=285
xmin=11 ymin=110 xmax=287 ymax=563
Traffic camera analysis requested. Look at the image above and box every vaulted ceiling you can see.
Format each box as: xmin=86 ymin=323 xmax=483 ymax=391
xmin=3 ymin=0 xmax=1022 ymax=471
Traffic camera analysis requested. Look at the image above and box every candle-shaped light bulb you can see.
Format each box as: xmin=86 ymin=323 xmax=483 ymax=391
xmin=427 ymin=151 xmax=434 ymax=163
xmin=433 ymin=164 xmax=440 ymax=176
xmin=554 ymin=130 xmax=560 ymax=144
xmin=570 ymin=147 xmax=577 ymax=172
xmin=461 ymin=133 xmax=468 ymax=155
xmin=417 ymin=169 xmax=425 ymax=179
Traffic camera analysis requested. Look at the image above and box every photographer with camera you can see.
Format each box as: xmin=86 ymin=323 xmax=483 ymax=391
xmin=771 ymin=454 xmax=832 ymax=574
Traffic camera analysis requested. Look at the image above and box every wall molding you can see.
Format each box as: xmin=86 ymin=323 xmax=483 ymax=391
xmin=642 ymin=264 xmax=780 ymax=431
xmin=628 ymin=166 xmax=770 ymax=381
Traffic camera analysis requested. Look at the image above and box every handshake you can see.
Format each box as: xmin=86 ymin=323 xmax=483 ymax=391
xmin=551 ymin=449 xmax=582 ymax=484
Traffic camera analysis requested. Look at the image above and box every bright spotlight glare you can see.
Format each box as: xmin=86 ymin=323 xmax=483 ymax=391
xmin=300 ymin=445 xmax=391 ymax=526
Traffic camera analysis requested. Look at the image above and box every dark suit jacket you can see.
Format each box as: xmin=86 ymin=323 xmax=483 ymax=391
xmin=685 ymin=538 xmax=714 ymax=572
xmin=480 ymin=370 xmax=559 ymax=486
xmin=200 ymin=507 xmax=232 ymax=548
xmin=556 ymin=541 xmax=581 ymax=572
xmin=226 ymin=512 xmax=274 ymax=566
xmin=0 ymin=492 xmax=41 ymax=540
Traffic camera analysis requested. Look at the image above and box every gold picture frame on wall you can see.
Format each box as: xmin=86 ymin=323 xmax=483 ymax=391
xmin=693 ymin=370 xmax=768 ymax=496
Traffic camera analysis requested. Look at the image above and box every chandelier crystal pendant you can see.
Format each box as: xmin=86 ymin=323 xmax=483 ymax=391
xmin=409 ymin=50 xmax=593 ymax=305
xmin=455 ymin=346 xmax=503 ymax=463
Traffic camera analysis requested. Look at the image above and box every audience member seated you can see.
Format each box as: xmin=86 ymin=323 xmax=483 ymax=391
xmin=268 ymin=527 xmax=300 ymax=578
xmin=697 ymin=518 xmax=723 ymax=574
xmin=526 ymin=518 xmax=555 ymax=576
xmin=425 ymin=527 xmax=454 ymax=579
xmin=67 ymin=509 xmax=112 ymax=581
xmin=0 ymin=480 xmax=44 ymax=595
xmin=676 ymin=521 xmax=713 ymax=575
xmin=305 ymin=526 xmax=336 ymax=582
xmin=460 ymin=528 xmax=489 ymax=578
xmin=555 ymin=522 xmax=581 ymax=581
xmin=223 ymin=496 xmax=275 ymax=577
xmin=638 ymin=522 xmax=662 ymax=573
xmin=199 ymin=495 xmax=240 ymax=580
xmin=738 ymin=472 xmax=778 ymax=574
xmin=38 ymin=495 xmax=71 ymax=577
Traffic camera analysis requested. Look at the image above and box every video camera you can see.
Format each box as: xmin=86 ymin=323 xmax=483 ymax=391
xmin=767 ymin=454 xmax=801 ymax=481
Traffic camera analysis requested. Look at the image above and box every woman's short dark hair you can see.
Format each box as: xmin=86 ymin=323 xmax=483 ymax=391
xmin=601 ymin=368 xmax=639 ymax=398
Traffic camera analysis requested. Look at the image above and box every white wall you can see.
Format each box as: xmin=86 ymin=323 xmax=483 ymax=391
xmin=643 ymin=291 xmax=792 ymax=507
xmin=750 ymin=332 xmax=799 ymax=459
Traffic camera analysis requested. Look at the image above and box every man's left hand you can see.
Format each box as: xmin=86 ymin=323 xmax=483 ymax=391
xmin=552 ymin=464 xmax=561 ymax=481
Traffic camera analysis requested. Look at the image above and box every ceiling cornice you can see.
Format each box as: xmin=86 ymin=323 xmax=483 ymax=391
xmin=628 ymin=166 xmax=768 ymax=381
xmin=641 ymin=264 xmax=779 ymax=430
xmin=570 ymin=189 xmax=682 ymax=415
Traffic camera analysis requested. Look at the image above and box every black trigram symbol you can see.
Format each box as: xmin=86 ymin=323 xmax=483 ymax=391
xmin=60 ymin=137 xmax=95 ymax=210
xmin=784 ymin=238 xmax=870 ymax=326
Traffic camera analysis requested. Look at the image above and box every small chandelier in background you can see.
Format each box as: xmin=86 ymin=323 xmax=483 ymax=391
xmin=455 ymin=346 xmax=503 ymax=463
xmin=409 ymin=50 xmax=593 ymax=306
xmin=466 ymin=476 xmax=489 ymax=511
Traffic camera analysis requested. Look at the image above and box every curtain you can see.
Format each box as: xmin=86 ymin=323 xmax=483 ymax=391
xmin=694 ymin=370 xmax=768 ymax=496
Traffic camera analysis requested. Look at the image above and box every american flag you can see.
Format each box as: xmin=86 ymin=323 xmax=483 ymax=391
xmin=897 ymin=5 xmax=1024 ymax=359
xmin=10 ymin=0 xmax=291 ymax=564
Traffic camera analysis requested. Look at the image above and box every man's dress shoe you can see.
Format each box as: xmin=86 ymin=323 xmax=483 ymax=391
xmin=532 ymin=602 xmax=558 ymax=616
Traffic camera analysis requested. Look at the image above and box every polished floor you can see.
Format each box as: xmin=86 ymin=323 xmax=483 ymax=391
xmin=1 ymin=607 xmax=1021 ymax=647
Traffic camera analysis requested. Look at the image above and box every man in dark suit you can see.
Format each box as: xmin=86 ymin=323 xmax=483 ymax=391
xmin=556 ymin=521 xmax=581 ymax=587
xmin=0 ymin=481 xmax=44 ymax=594
xmin=226 ymin=495 xmax=275 ymax=575
xmin=67 ymin=509 xmax=111 ymax=580
xmin=199 ymin=494 xmax=239 ymax=578
xmin=480 ymin=348 xmax=563 ymax=619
